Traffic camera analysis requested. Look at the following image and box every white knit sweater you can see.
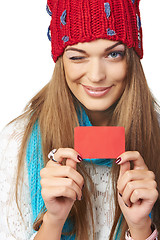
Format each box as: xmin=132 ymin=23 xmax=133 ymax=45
xmin=0 ymin=118 xmax=115 ymax=240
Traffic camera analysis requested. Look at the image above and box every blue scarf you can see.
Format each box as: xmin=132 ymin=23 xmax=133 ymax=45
xmin=26 ymin=106 xmax=122 ymax=239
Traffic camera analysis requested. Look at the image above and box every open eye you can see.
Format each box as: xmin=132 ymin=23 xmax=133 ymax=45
xmin=108 ymin=51 xmax=125 ymax=59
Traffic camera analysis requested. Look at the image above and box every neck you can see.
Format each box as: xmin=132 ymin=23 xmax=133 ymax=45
xmin=85 ymin=110 xmax=110 ymax=126
xmin=84 ymin=101 xmax=118 ymax=126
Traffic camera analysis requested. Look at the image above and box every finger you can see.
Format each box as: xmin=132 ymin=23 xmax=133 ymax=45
xmin=116 ymin=151 xmax=148 ymax=171
xmin=40 ymin=177 xmax=82 ymax=200
xmin=40 ymin=165 xmax=84 ymax=189
xmin=130 ymin=188 xmax=158 ymax=205
xmin=41 ymin=186 xmax=78 ymax=202
xmin=117 ymin=170 xmax=155 ymax=194
xmin=66 ymin=158 xmax=77 ymax=170
xmin=119 ymin=179 xmax=157 ymax=207
xmin=47 ymin=148 xmax=83 ymax=166
xmin=118 ymin=160 xmax=130 ymax=180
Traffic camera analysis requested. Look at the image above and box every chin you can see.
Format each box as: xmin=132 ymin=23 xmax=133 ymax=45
xmin=82 ymin=103 xmax=113 ymax=112
xmin=81 ymin=97 xmax=120 ymax=112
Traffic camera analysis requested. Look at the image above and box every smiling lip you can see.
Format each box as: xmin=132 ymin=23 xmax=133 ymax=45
xmin=82 ymin=84 xmax=113 ymax=97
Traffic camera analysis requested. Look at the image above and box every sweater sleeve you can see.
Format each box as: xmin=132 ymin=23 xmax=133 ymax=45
xmin=0 ymin=118 xmax=37 ymax=240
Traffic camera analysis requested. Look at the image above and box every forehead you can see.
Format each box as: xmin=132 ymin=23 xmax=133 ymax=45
xmin=66 ymin=39 xmax=125 ymax=50
xmin=65 ymin=39 xmax=125 ymax=54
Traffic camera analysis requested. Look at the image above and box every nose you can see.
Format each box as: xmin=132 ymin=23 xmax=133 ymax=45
xmin=87 ymin=58 xmax=106 ymax=83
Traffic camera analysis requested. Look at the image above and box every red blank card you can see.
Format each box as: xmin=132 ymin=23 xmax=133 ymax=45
xmin=74 ymin=126 xmax=125 ymax=159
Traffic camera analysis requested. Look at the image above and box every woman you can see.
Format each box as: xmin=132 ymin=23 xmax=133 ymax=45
xmin=0 ymin=0 xmax=160 ymax=239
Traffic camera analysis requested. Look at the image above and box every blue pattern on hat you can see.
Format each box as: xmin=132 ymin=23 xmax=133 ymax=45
xmin=138 ymin=42 xmax=141 ymax=49
xmin=104 ymin=2 xmax=111 ymax=19
xmin=62 ymin=36 xmax=69 ymax=43
xmin=136 ymin=14 xmax=141 ymax=31
xmin=131 ymin=0 xmax=135 ymax=3
xmin=61 ymin=10 xmax=67 ymax=25
xmin=47 ymin=26 xmax=51 ymax=41
xmin=107 ymin=28 xmax=116 ymax=36
xmin=46 ymin=4 xmax=52 ymax=16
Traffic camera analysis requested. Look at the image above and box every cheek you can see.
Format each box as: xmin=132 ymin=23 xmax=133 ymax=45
xmin=109 ymin=63 xmax=127 ymax=83
xmin=64 ymin=64 xmax=85 ymax=83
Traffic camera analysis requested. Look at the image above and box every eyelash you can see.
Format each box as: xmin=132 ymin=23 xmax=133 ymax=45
xmin=69 ymin=51 xmax=125 ymax=61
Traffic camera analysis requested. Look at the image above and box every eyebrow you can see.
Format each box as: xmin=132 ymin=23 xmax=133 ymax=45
xmin=65 ymin=42 xmax=124 ymax=54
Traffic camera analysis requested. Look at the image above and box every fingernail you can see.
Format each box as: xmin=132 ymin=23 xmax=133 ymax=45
xmin=116 ymin=157 xmax=121 ymax=164
xmin=119 ymin=192 xmax=122 ymax=197
xmin=77 ymin=155 xmax=83 ymax=162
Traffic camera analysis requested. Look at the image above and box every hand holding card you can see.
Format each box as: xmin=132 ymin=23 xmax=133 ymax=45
xmin=74 ymin=126 xmax=125 ymax=159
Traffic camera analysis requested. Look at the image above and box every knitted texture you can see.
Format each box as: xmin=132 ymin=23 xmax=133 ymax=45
xmin=26 ymin=106 xmax=120 ymax=239
xmin=46 ymin=0 xmax=143 ymax=62
xmin=26 ymin=105 xmax=152 ymax=238
xmin=26 ymin=120 xmax=45 ymax=223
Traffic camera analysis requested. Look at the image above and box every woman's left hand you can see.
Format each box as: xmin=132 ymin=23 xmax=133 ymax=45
xmin=117 ymin=151 xmax=158 ymax=235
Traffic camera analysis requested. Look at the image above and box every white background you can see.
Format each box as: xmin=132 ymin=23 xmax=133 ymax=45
xmin=0 ymin=1 xmax=160 ymax=131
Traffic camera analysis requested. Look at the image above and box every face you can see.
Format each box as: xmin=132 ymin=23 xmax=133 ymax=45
xmin=62 ymin=38 xmax=127 ymax=112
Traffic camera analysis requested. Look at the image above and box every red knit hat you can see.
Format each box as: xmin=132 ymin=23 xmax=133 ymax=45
xmin=46 ymin=0 xmax=143 ymax=62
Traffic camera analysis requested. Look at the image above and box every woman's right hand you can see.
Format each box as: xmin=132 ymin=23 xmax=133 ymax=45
xmin=40 ymin=148 xmax=84 ymax=226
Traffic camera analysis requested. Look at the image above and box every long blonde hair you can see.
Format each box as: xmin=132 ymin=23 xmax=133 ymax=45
xmin=15 ymin=47 xmax=160 ymax=239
